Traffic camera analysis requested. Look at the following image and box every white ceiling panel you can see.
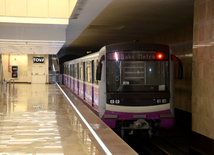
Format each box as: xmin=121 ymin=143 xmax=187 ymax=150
xmin=0 ymin=40 xmax=65 ymax=54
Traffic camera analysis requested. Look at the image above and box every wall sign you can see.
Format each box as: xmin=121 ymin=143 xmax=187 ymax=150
xmin=11 ymin=66 xmax=18 ymax=78
xmin=34 ymin=57 xmax=44 ymax=63
xmin=107 ymin=52 xmax=169 ymax=61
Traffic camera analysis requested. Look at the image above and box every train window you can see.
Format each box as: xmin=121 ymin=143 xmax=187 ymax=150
xmin=79 ymin=62 xmax=85 ymax=81
xmin=74 ymin=64 xmax=77 ymax=78
xmin=106 ymin=60 xmax=169 ymax=92
xmin=83 ymin=62 xmax=85 ymax=81
xmin=72 ymin=64 xmax=74 ymax=77
xmin=86 ymin=67 xmax=91 ymax=82
xmin=94 ymin=59 xmax=99 ymax=85
xmin=71 ymin=64 xmax=73 ymax=77
xmin=77 ymin=63 xmax=79 ymax=79
xmin=92 ymin=60 xmax=94 ymax=83
xmin=85 ymin=61 xmax=92 ymax=83
xmin=85 ymin=66 xmax=88 ymax=82
xmin=73 ymin=64 xmax=75 ymax=77
xmin=68 ymin=65 xmax=70 ymax=76
xmin=80 ymin=67 xmax=83 ymax=81
xmin=65 ymin=65 xmax=67 ymax=75
xmin=70 ymin=64 xmax=73 ymax=77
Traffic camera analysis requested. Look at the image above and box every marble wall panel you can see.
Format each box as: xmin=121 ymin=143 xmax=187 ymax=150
xmin=192 ymin=0 xmax=214 ymax=140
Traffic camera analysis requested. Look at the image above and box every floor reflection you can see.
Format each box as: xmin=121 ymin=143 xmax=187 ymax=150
xmin=0 ymin=84 xmax=101 ymax=155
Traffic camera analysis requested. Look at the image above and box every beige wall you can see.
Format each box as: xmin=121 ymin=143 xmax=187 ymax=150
xmin=2 ymin=54 xmax=28 ymax=82
xmin=192 ymin=0 xmax=214 ymax=140
xmin=28 ymin=54 xmax=49 ymax=83
xmin=2 ymin=54 xmax=49 ymax=83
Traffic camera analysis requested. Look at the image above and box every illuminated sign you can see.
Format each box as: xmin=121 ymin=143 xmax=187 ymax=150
xmin=11 ymin=66 xmax=18 ymax=78
xmin=34 ymin=57 xmax=44 ymax=63
xmin=107 ymin=52 xmax=168 ymax=61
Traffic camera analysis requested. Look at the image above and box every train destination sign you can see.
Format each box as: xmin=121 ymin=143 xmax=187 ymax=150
xmin=34 ymin=57 xmax=44 ymax=63
xmin=107 ymin=52 xmax=168 ymax=61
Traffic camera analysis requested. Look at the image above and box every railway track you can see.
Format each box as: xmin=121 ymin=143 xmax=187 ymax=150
xmin=123 ymin=132 xmax=188 ymax=155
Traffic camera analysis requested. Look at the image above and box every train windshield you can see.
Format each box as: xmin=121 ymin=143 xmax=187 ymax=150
xmin=106 ymin=52 xmax=169 ymax=92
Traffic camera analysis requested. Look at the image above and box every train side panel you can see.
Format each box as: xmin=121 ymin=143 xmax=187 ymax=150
xmin=97 ymin=47 xmax=107 ymax=118
xmin=63 ymin=52 xmax=100 ymax=116
xmin=70 ymin=77 xmax=73 ymax=92
xmin=93 ymin=85 xmax=99 ymax=112
xmin=85 ymin=82 xmax=93 ymax=106
xmin=79 ymin=81 xmax=84 ymax=99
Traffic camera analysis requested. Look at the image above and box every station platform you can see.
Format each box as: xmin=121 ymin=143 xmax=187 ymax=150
xmin=0 ymin=83 xmax=137 ymax=155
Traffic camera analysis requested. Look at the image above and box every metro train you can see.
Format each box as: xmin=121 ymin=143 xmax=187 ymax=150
xmin=63 ymin=42 xmax=182 ymax=137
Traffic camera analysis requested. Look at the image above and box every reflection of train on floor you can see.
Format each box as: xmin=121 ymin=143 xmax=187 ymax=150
xmin=63 ymin=42 xmax=182 ymax=137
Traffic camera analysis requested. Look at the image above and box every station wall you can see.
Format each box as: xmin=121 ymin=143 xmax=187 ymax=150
xmin=142 ymin=0 xmax=214 ymax=142
xmin=192 ymin=0 xmax=214 ymax=140
xmin=2 ymin=54 xmax=49 ymax=83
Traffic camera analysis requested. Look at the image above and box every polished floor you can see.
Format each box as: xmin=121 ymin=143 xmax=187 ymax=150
xmin=0 ymin=84 xmax=104 ymax=155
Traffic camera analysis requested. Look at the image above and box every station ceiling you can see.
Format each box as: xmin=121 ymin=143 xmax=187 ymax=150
xmin=58 ymin=0 xmax=194 ymax=62
xmin=0 ymin=0 xmax=194 ymax=58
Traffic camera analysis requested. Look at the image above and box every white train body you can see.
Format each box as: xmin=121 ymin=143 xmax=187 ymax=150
xmin=63 ymin=43 xmax=182 ymax=129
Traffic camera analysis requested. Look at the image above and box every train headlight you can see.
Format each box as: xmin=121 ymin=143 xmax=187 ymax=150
xmin=162 ymin=99 xmax=166 ymax=103
xmin=157 ymin=99 xmax=167 ymax=104
xmin=110 ymin=100 xmax=114 ymax=104
xmin=157 ymin=99 xmax=161 ymax=103
xmin=115 ymin=99 xmax=120 ymax=104
xmin=109 ymin=99 xmax=120 ymax=104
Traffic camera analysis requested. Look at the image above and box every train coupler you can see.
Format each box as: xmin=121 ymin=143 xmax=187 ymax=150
xmin=121 ymin=119 xmax=153 ymax=138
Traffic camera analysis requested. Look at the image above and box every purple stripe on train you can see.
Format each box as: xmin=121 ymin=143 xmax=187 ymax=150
xmin=101 ymin=109 xmax=174 ymax=128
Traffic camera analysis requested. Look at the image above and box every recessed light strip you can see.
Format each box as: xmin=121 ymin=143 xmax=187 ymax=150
xmin=0 ymin=16 xmax=69 ymax=25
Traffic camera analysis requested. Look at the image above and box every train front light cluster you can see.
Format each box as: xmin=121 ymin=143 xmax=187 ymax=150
xmin=157 ymin=53 xmax=163 ymax=59
xmin=110 ymin=99 xmax=120 ymax=104
xmin=157 ymin=99 xmax=167 ymax=104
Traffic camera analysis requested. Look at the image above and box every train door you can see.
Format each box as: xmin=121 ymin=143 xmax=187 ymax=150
xmin=83 ymin=62 xmax=85 ymax=100
xmin=70 ymin=64 xmax=72 ymax=90
xmin=77 ymin=63 xmax=79 ymax=95
xmin=72 ymin=64 xmax=74 ymax=92
xmin=79 ymin=62 xmax=84 ymax=99
xmin=91 ymin=60 xmax=94 ymax=107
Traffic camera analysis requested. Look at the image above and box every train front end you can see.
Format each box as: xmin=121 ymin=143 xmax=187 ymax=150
xmin=98 ymin=43 xmax=175 ymax=133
